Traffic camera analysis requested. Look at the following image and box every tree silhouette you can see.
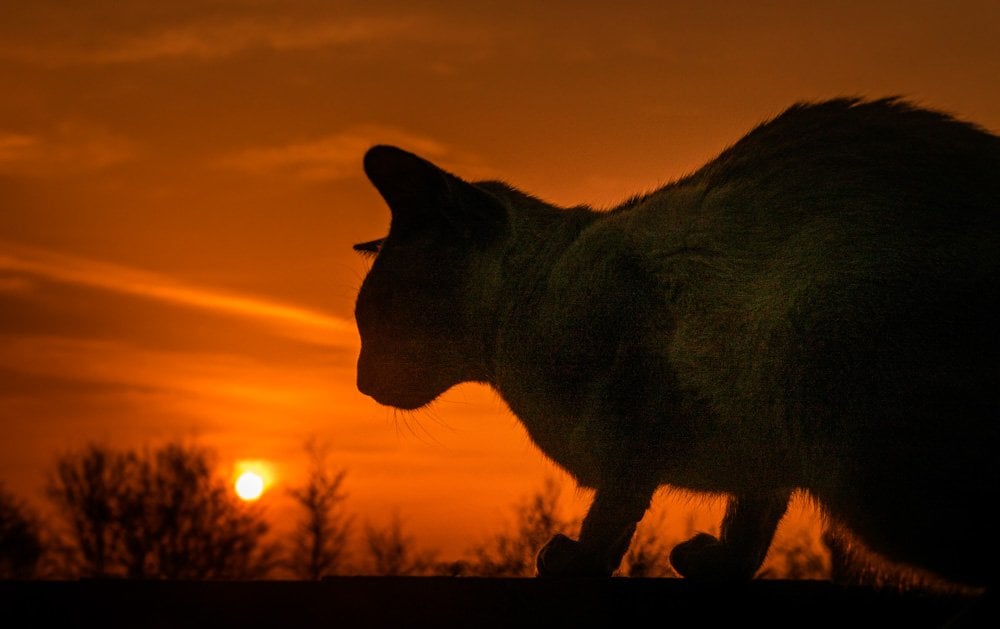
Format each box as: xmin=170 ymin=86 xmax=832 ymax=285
xmin=45 ymin=444 xmax=135 ymax=577
xmin=364 ymin=512 xmax=437 ymax=576
xmin=285 ymin=439 xmax=352 ymax=579
xmin=759 ymin=527 xmax=830 ymax=580
xmin=467 ymin=477 xmax=579 ymax=576
xmin=46 ymin=443 xmax=278 ymax=579
xmin=0 ymin=483 xmax=44 ymax=579
xmin=619 ymin=508 xmax=677 ymax=577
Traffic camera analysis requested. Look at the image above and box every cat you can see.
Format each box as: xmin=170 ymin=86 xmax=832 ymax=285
xmin=351 ymin=97 xmax=998 ymax=588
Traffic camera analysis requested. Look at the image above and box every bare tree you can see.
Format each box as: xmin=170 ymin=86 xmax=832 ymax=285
xmin=622 ymin=507 xmax=827 ymax=579
xmin=619 ymin=509 xmax=677 ymax=577
xmin=0 ymin=484 xmax=44 ymax=579
xmin=286 ymin=439 xmax=352 ymax=579
xmin=364 ymin=512 xmax=437 ymax=576
xmin=46 ymin=444 xmax=137 ymax=577
xmin=46 ymin=442 xmax=278 ymax=579
xmin=467 ymin=477 xmax=579 ymax=576
xmin=141 ymin=444 xmax=279 ymax=579
xmin=759 ymin=526 xmax=830 ymax=580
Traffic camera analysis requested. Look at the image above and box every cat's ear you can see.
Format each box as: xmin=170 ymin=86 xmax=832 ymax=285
xmin=363 ymin=145 xmax=505 ymax=242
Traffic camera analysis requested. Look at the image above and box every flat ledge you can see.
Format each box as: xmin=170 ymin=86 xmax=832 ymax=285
xmin=0 ymin=577 xmax=979 ymax=628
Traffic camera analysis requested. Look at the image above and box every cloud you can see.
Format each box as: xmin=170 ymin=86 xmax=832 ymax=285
xmin=0 ymin=13 xmax=431 ymax=66
xmin=0 ymin=276 xmax=32 ymax=294
xmin=0 ymin=334 xmax=353 ymax=410
xmin=0 ymin=241 xmax=357 ymax=348
xmin=0 ymin=124 xmax=135 ymax=176
xmin=0 ymin=133 xmax=39 ymax=161
xmin=91 ymin=15 xmax=424 ymax=63
xmin=219 ymin=126 xmax=452 ymax=181
xmin=0 ymin=331 xmax=375 ymax=473
xmin=219 ymin=125 xmax=502 ymax=183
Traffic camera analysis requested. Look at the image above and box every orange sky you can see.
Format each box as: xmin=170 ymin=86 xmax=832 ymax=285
xmin=2 ymin=1 xmax=998 ymax=562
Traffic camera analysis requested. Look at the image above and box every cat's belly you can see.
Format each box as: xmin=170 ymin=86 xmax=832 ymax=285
xmin=497 ymin=380 xmax=792 ymax=492
xmin=496 ymin=391 xmax=647 ymax=488
xmin=518 ymin=413 xmax=616 ymax=489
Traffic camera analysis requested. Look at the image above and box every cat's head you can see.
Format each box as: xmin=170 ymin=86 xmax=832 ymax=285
xmin=353 ymin=145 xmax=507 ymax=410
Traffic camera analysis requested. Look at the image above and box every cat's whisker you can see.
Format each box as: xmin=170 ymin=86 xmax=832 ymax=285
xmin=413 ymin=403 xmax=453 ymax=434
xmin=390 ymin=406 xmax=444 ymax=447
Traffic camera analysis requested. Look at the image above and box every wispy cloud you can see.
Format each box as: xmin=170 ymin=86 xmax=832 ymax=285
xmin=0 ymin=276 xmax=32 ymax=294
xmin=219 ymin=125 xmax=501 ymax=183
xmin=92 ymin=16 xmax=424 ymax=63
xmin=0 ymin=334 xmax=354 ymax=411
xmin=0 ymin=133 xmax=38 ymax=161
xmin=0 ymin=14 xmax=430 ymax=66
xmin=219 ymin=125 xmax=452 ymax=181
xmin=0 ymin=124 xmax=134 ymax=175
xmin=0 ymin=241 xmax=356 ymax=347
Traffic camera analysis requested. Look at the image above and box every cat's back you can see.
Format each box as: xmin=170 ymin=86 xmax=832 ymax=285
xmin=594 ymin=98 xmax=998 ymax=463
xmin=532 ymin=97 xmax=998 ymax=380
xmin=610 ymin=98 xmax=999 ymax=300
xmin=696 ymin=97 xmax=999 ymax=219
xmin=620 ymin=98 xmax=992 ymax=225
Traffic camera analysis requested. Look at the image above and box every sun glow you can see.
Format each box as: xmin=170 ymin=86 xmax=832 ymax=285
xmin=233 ymin=460 xmax=273 ymax=501
xmin=235 ymin=471 xmax=264 ymax=500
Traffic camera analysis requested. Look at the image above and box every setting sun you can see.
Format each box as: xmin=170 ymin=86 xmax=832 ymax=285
xmin=235 ymin=471 xmax=265 ymax=501
xmin=233 ymin=459 xmax=273 ymax=501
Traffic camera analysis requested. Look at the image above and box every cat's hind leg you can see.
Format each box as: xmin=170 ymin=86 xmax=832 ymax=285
xmin=670 ymin=489 xmax=791 ymax=583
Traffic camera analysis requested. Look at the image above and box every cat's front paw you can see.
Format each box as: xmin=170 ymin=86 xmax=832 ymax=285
xmin=536 ymin=534 xmax=612 ymax=577
xmin=669 ymin=533 xmax=758 ymax=583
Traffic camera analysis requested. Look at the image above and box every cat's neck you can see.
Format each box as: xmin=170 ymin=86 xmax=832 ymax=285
xmin=476 ymin=195 xmax=599 ymax=381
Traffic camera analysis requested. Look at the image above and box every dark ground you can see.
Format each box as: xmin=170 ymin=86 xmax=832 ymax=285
xmin=0 ymin=577 xmax=986 ymax=628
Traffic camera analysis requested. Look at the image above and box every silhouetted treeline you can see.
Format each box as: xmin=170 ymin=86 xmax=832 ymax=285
xmin=46 ymin=443 xmax=279 ymax=579
xmin=0 ymin=440 xmax=830 ymax=580
xmin=0 ymin=484 xmax=43 ymax=579
xmin=285 ymin=438 xmax=352 ymax=579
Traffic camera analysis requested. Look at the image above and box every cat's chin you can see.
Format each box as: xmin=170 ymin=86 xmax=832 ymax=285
xmin=362 ymin=387 xmax=443 ymax=411
xmin=358 ymin=367 xmax=459 ymax=410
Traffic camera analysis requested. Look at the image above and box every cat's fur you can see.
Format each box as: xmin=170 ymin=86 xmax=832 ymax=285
xmin=353 ymin=98 xmax=998 ymax=587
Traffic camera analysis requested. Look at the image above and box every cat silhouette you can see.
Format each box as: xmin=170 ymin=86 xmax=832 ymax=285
xmin=352 ymin=98 xmax=998 ymax=589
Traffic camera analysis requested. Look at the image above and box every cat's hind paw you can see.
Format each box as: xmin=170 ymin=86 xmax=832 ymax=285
xmin=536 ymin=534 xmax=612 ymax=577
xmin=669 ymin=533 xmax=759 ymax=583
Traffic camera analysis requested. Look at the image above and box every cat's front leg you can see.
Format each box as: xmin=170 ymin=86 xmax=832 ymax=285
xmin=670 ymin=489 xmax=791 ymax=583
xmin=536 ymin=483 xmax=654 ymax=577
